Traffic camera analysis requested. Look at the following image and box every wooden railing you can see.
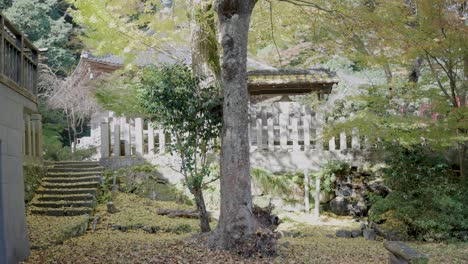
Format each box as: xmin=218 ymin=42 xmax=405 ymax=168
xmin=0 ymin=13 xmax=39 ymax=97
xmin=249 ymin=102 xmax=366 ymax=152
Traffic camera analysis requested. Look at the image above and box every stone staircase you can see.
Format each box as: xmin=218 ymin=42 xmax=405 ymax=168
xmin=30 ymin=161 xmax=104 ymax=216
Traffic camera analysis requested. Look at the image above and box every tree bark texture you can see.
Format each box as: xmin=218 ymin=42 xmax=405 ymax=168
xmin=208 ymin=0 xmax=258 ymax=250
xmin=192 ymin=188 xmax=211 ymax=232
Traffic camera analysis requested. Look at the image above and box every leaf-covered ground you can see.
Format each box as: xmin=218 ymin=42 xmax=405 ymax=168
xmin=24 ymin=193 xmax=468 ymax=263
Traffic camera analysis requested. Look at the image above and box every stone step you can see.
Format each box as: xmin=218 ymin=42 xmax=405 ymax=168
xmin=30 ymin=207 xmax=92 ymax=216
xmin=48 ymin=167 xmax=105 ymax=173
xmin=37 ymin=188 xmax=97 ymax=195
xmin=37 ymin=194 xmax=95 ymax=202
xmin=52 ymin=163 xmax=101 ymax=169
xmin=48 ymin=161 xmax=100 ymax=166
xmin=31 ymin=200 xmax=95 ymax=208
xmin=42 ymin=176 xmax=102 ymax=184
xmin=46 ymin=171 xmax=104 ymax=178
xmin=42 ymin=182 xmax=100 ymax=189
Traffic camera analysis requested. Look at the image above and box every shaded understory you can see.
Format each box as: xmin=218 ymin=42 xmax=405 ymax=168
xmin=24 ymin=193 xmax=468 ymax=263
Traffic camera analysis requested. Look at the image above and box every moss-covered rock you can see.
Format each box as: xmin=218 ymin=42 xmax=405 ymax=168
xmin=103 ymin=165 xmax=192 ymax=205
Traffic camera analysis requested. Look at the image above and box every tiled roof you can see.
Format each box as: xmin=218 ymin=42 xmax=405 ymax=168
xmin=248 ymin=69 xmax=339 ymax=86
xmin=247 ymin=69 xmax=339 ymax=95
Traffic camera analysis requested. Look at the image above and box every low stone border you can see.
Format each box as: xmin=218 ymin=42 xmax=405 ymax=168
xmin=383 ymin=241 xmax=428 ymax=264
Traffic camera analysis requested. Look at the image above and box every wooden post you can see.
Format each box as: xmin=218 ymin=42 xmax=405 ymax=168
xmin=0 ymin=16 xmax=4 ymax=75
xmin=113 ymin=124 xmax=120 ymax=157
xmin=18 ymin=34 xmax=24 ymax=88
xmin=135 ymin=118 xmax=144 ymax=156
xmin=304 ymin=169 xmax=310 ymax=214
xmin=100 ymin=122 xmax=110 ymax=158
xmin=303 ymin=109 xmax=311 ymax=151
xmin=267 ymin=117 xmax=274 ymax=152
xmin=339 ymin=118 xmax=347 ymax=151
xmin=279 ymin=113 xmax=288 ymax=150
xmin=292 ymin=116 xmax=299 ymax=151
xmin=256 ymin=114 xmax=263 ymax=151
xmin=327 ymin=117 xmax=335 ymax=151
xmin=148 ymin=123 xmax=155 ymax=156
xmin=352 ymin=128 xmax=360 ymax=150
xmin=316 ymin=113 xmax=324 ymax=150
xmin=159 ymin=125 xmax=165 ymax=154
xmin=314 ymin=174 xmax=321 ymax=221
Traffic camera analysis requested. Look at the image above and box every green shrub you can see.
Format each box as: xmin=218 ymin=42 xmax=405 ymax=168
xmin=251 ymin=167 xmax=297 ymax=197
xmin=369 ymin=144 xmax=467 ymax=241
xmin=24 ymin=165 xmax=47 ymax=203
xmin=316 ymin=160 xmax=351 ymax=192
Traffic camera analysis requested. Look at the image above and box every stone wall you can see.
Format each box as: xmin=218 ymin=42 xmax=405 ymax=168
xmin=0 ymin=83 xmax=40 ymax=263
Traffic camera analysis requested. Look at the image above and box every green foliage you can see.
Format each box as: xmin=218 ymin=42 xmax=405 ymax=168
xmin=24 ymin=165 xmax=47 ymax=203
xmin=251 ymin=167 xmax=297 ymax=197
xmin=369 ymin=144 xmax=467 ymax=241
xmin=93 ymin=72 xmax=146 ymax=117
xmin=315 ymin=161 xmax=351 ymax=192
xmin=326 ymin=80 xmax=468 ymax=150
xmin=137 ymin=64 xmax=222 ymax=191
xmin=69 ymin=0 xmax=188 ymax=63
xmin=2 ymin=0 xmax=78 ymax=73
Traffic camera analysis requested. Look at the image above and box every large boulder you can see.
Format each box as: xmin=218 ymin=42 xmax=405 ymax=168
xmin=329 ymin=196 xmax=350 ymax=216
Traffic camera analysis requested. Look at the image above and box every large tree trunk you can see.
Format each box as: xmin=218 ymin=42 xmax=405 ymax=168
xmin=208 ymin=0 xmax=259 ymax=251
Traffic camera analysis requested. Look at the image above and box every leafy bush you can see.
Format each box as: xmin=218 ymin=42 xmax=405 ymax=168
xmin=315 ymin=160 xmax=351 ymax=192
xmin=24 ymin=165 xmax=47 ymax=203
xmin=369 ymin=144 xmax=467 ymax=241
xmin=251 ymin=168 xmax=297 ymax=197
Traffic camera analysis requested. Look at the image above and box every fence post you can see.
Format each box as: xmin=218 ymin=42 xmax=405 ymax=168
xmin=352 ymin=128 xmax=360 ymax=150
xmin=159 ymin=125 xmax=165 ymax=154
xmin=279 ymin=113 xmax=288 ymax=150
xmin=256 ymin=111 xmax=263 ymax=151
xmin=304 ymin=169 xmax=310 ymax=214
xmin=148 ymin=123 xmax=155 ymax=156
xmin=135 ymin=118 xmax=144 ymax=156
xmin=100 ymin=122 xmax=110 ymax=158
xmin=314 ymin=174 xmax=321 ymax=221
xmin=114 ymin=123 xmax=120 ymax=157
xmin=328 ymin=117 xmax=335 ymax=151
xmin=292 ymin=116 xmax=299 ymax=151
xmin=0 ymin=16 xmax=4 ymax=75
xmin=316 ymin=113 xmax=324 ymax=150
xmin=303 ymin=108 xmax=311 ymax=151
xmin=339 ymin=117 xmax=347 ymax=151
xmin=267 ymin=116 xmax=274 ymax=152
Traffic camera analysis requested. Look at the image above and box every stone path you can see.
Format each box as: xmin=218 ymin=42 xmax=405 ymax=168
xmin=30 ymin=161 xmax=104 ymax=216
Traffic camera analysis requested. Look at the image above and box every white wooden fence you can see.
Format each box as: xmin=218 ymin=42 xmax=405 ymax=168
xmin=94 ymin=102 xmax=366 ymax=158
xmin=249 ymin=102 xmax=365 ymax=153
xmin=99 ymin=116 xmax=170 ymax=158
